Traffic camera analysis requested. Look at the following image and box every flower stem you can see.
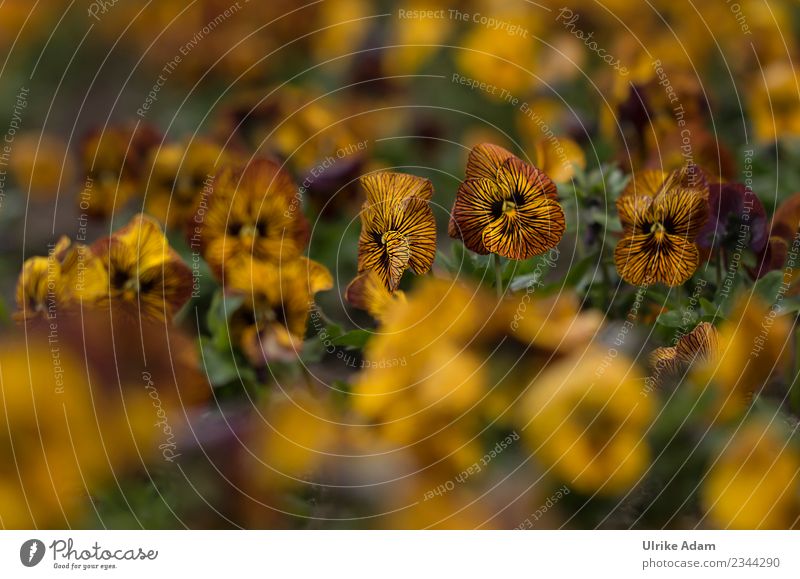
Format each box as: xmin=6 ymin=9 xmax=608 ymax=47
xmin=493 ymin=254 xmax=504 ymax=298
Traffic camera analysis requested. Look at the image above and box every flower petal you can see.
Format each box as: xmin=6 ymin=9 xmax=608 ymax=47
xmin=465 ymin=143 xmax=515 ymax=180
xmin=614 ymin=232 xmax=699 ymax=286
xmin=481 ymin=197 xmax=565 ymax=260
xmin=449 ymin=178 xmax=503 ymax=254
xmin=383 ymin=230 xmax=411 ymax=290
xmin=650 ymin=346 xmax=680 ymax=375
xmin=621 ymin=169 xmax=670 ymax=200
xmin=496 ymin=156 xmax=558 ymax=202
xmin=392 ymin=196 xmax=436 ymax=275
xmin=358 ymin=229 xmax=411 ymax=291
xmin=360 ymin=171 xmax=433 ymax=205
xmin=616 ymin=194 xmax=653 ymax=231
xmin=345 ymin=271 xmax=406 ymax=321
xmin=300 ymin=257 xmax=334 ymax=294
xmin=651 ymin=187 xmax=709 ymax=239
xmin=676 ymin=321 xmax=718 ymax=366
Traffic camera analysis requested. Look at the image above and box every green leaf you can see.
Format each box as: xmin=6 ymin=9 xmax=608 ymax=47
xmin=656 ymin=309 xmax=689 ymax=328
xmin=436 ymin=249 xmax=456 ymax=274
xmin=300 ymin=337 xmax=327 ymax=364
xmin=509 ymin=271 xmax=544 ymax=292
xmin=754 ymin=270 xmax=784 ymax=304
xmin=699 ymin=297 xmax=717 ymax=316
xmin=332 ymin=329 xmax=372 ymax=349
xmin=543 ymin=252 xmax=596 ymax=292
xmin=200 ymin=340 xmax=241 ymax=387
xmin=779 ymin=296 xmax=800 ymax=316
xmin=206 ymin=290 xmax=244 ymax=351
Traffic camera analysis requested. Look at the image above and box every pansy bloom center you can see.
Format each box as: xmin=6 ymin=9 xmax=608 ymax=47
xmin=499 ymin=192 xmax=524 ymax=216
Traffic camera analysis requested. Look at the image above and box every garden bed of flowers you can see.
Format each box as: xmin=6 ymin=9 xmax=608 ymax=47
xmin=1 ymin=0 xmax=799 ymax=529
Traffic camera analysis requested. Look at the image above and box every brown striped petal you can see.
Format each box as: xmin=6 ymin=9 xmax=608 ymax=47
xmin=496 ymin=156 xmax=558 ymax=202
xmin=650 ymin=346 xmax=680 ymax=375
xmin=360 ymin=171 xmax=433 ymax=205
xmin=481 ymin=196 xmax=565 ymax=260
xmin=675 ymin=321 xmax=718 ymax=366
xmin=651 ymin=187 xmax=709 ymax=239
xmin=616 ymin=193 xmax=653 ymax=231
xmin=614 ymin=232 xmax=699 ymax=286
xmin=449 ymin=178 xmax=503 ymax=254
xmin=465 ymin=143 xmax=515 ymax=180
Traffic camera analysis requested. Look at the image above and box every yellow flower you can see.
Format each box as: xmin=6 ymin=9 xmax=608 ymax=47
xmin=614 ymin=166 xmax=709 ymax=286
xmin=650 ymin=321 xmax=718 ymax=377
xmin=505 ymin=291 xmax=602 ymax=354
xmin=383 ymin=0 xmax=455 ymax=76
xmin=456 ymin=18 xmax=537 ymax=98
xmin=0 ymin=333 xmax=160 ymax=528
xmin=78 ymin=124 xmax=160 ymax=217
xmin=521 ymin=349 xmax=655 ymax=495
xmin=220 ymin=86 xmax=364 ymax=185
xmin=691 ymin=296 xmax=791 ymax=421
xmin=356 ymin=171 xmax=437 ymax=291
xmin=311 ymin=0 xmax=372 ymax=69
xmin=750 ymin=62 xmax=800 ymax=142
xmin=193 ymin=159 xmax=309 ymax=276
xmin=449 ymin=143 xmax=565 ymax=260
xmin=226 ymin=256 xmax=333 ymax=365
xmin=9 ymin=132 xmax=74 ymax=200
xmin=145 ymin=138 xmax=229 ymax=229
xmin=345 ymin=270 xmax=407 ymax=322
xmin=15 ymin=236 xmax=107 ymax=321
xmin=0 ymin=343 xmax=98 ymax=527
xmin=533 ymin=137 xmax=586 ymax=184
xmin=352 ymin=278 xmax=489 ymax=470
xmin=703 ymin=420 xmax=800 ymax=529
xmin=351 ymin=274 xmax=607 ymax=512
xmin=92 ymin=214 xmax=192 ymax=320
xmin=246 ymin=388 xmax=338 ymax=494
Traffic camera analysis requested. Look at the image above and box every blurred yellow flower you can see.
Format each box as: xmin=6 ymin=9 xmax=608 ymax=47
xmin=383 ymin=0 xmax=455 ymax=76
xmin=345 ymin=270 xmax=407 ymax=322
xmin=505 ymin=290 xmax=602 ymax=354
xmin=244 ymin=388 xmax=338 ymax=498
xmin=226 ymin=256 xmax=333 ymax=365
xmin=456 ymin=21 xmax=537 ymax=98
xmin=703 ymin=420 xmax=800 ymax=529
xmin=15 ymin=236 xmax=107 ymax=322
xmin=78 ymin=124 xmax=160 ymax=217
xmin=9 ymin=132 xmax=74 ymax=200
xmin=92 ymin=213 xmax=192 ymax=320
xmin=533 ymin=137 xmax=586 ymax=183
xmin=521 ymin=349 xmax=654 ymax=495
xmin=0 ymin=337 xmax=157 ymax=528
xmin=145 ymin=138 xmax=229 ymax=229
xmin=311 ymin=0 xmax=371 ymax=68
xmin=691 ymin=296 xmax=791 ymax=422
xmin=352 ymin=278 xmax=489 ymax=470
xmin=750 ymin=62 xmax=800 ymax=142
xmin=193 ymin=159 xmax=309 ymax=277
